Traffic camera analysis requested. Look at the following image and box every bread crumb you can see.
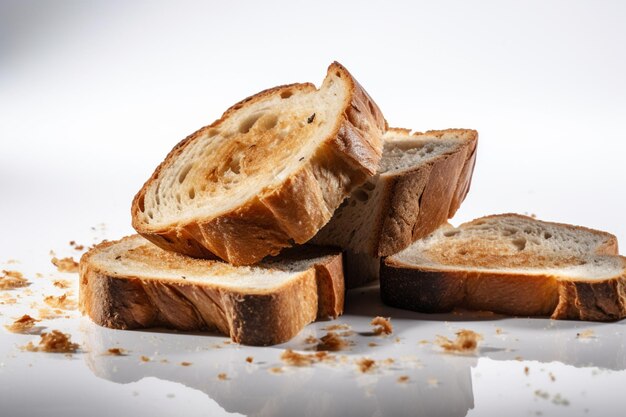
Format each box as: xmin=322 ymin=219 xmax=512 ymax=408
xmin=51 ymin=257 xmax=79 ymax=273
xmin=217 ymin=373 xmax=228 ymax=380
xmin=418 ymin=340 xmax=430 ymax=345
xmin=524 ymin=366 xmax=530 ymax=375
xmin=180 ymin=362 xmax=192 ymax=366
xmin=552 ymin=393 xmax=569 ymax=406
xmin=371 ymin=316 xmax=393 ymax=335
xmin=427 ymin=378 xmax=439 ymax=387
xmin=317 ymin=331 xmax=351 ymax=351
xmin=280 ymin=349 xmax=333 ymax=366
xmin=356 ymin=358 xmax=376 ymax=373
xmin=495 ymin=328 xmax=504 ymax=335
xmin=435 ymin=329 xmax=483 ymax=353
xmin=245 ymin=356 xmax=253 ymax=363
xmin=69 ymin=241 xmax=85 ymax=251
xmin=397 ymin=375 xmax=410 ymax=383
xmin=323 ymin=323 xmax=351 ymax=331
xmin=515 ymin=356 xmax=523 ymax=361
xmin=35 ymin=273 xmax=44 ymax=278
xmin=0 ymin=294 xmax=17 ymax=305
xmin=268 ymin=367 xmax=283 ymax=374
xmin=549 ymin=372 xmax=556 ymax=382
xmin=368 ymin=342 xmax=378 ymax=347
xmin=22 ymin=330 xmax=79 ymax=353
xmin=38 ymin=308 xmax=60 ymax=320
xmin=304 ymin=335 xmax=318 ymax=344
xmin=534 ymin=390 xmax=549 ymax=399
xmin=53 ymin=280 xmax=72 ymax=289
xmin=105 ymin=348 xmax=126 ymax=356
xmin=576 ymin=329 xmax=595 ymax=339
xmin=0 ymin=270 xmax=29 ymax=290
xmin=140 ymin=355 xmax=150 ymax=362
xmin=5 ymin=315 xmax=40 ymax=333
xmin=44 ymin=293 xmax=77 ymax=310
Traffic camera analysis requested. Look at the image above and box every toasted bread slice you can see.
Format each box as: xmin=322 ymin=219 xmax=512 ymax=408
xmin=381 ymin=214 xmax=626 ymax=321
xmin=312 ymin=128 xmax=477 ymax=287
xmin=79 ymin=235 xmax=344 ymax=346
xmin=131 ymin=62 xmax=386 ymax=266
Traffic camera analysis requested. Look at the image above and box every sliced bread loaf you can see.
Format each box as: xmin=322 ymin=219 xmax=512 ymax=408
xmin=131 ymin=62 xmax=386 ymax=266
xmin=79 ymin=235 xmax=344 ymax=345
xmin=380 ymin=214 xmax=625 ymax=321
xmin=312 ymin=128 xmax=477 ymax=287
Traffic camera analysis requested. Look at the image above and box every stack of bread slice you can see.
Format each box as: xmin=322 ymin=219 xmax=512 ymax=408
xmin=80 ymin=62 xmax=625 ymax=346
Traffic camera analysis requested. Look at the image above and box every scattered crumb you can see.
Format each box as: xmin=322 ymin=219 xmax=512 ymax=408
xmin=160 ymin=359 xmax=169 ymax=363
xmin=371 ymin=316 xmax=393 ymax=335
xmin=427 ymin=378 xmax=439 ymax=387
xmin=0 ymin=294 xmax=17 ymax=305
xmin=576 ymin=329 xmax=595 ymax=339
xmin=43 ymin=293 xmax=77 ymax=310
xmin=323 ymin=323 xmax=351 ymax=331
xmin=524 ymin=366 xmax=530 ymax=376
xmin=356 ymin=358 xmax=376 ymax=373
xmin=5 ymin=259 xmax=19 ymax=264
xmin=38 ymin=308 xmax=60 ymax=320
xmin=0 ymin=270 xmax=29 ymax=290
xmin=5 ymin=315 xmax=40 ymax=333
xmin=180 ymin=362 xmax=192 ymax=367
xmin=105 ymin=348 xmax=126 ymax=356
xmin=245 ymin=356 xmax=253 ymax=363
xmin=535 ymin=390 xmax=550 ymax=400
xmin=217 ymin=373 xmax=228 ymax=380
xmin=495 ymin=328 xmax=504 ymax=335
xmin=22 ymin=330 xmax=79 ymax=353
xmin=549 ymin=372 xmax=556 ymax=382
xmin=222 ymin=340 xmax=231 ymax=345
xmin=382 ymin=358 xmax=395 ymax=366
xmin=368 ymin=342 xmax=378 ymax=347
xmin=280 ymin=349 xmax=332 ymax=366
xmin=51 ymin=257 xmax=79 ymax=273
xmin=419 ymin=340 xmax=430 ymax=345
xmin=304 ymin=335 xmax=318 ymax=344
xmin=69 ymin=241 xmax=85 ymax=251
xmin=140 ymin=355 xmax=150 ymax=362
xmin=316 ymin=331 xmax=351 ymax=351
xmin=435 ymin=329 xmax=483 ymax=353
xmin=515 ymin=356 xmax=524 ymax=361
xmin=552 ymin=394 xmax=570 ymax=406
xmin=35 ymin=273 xmax=44 ymax=278
xmin=53 ymin=280 xmax=72 ymax=289
xmin=268 ymin=367 xmax=283 ymax=374
xmin=397 ymin=375 xmax=410 ymax=383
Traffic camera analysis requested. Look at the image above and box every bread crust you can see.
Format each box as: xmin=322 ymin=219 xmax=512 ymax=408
xmin=381 ymin=216 xmax=624 ymax=322
xmin=79 ymin=239 xmax=345 ymax=346
xmin=377 ymin=129 xmax=478 ymax=257
xmin=131 ymin=62 xmax=386 ymax=266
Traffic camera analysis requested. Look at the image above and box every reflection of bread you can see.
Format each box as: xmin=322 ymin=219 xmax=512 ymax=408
xmin=79 ymin=235 xmax=344 ymax=345
xmin=382 ymin=214 xmax=626 ymax=321
xmin=131 ymin=62 xmax=386 ymax=266
xmin=312 ymin=128 xmax=477 ymax=287
xmin=83 ymin=323 xmax=475 ymax=417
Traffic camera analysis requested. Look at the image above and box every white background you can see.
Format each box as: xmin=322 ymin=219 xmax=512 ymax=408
xmin=1 ymin=1 xmax=626 ymax=416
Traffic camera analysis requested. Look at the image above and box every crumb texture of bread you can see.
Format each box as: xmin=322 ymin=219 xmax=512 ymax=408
xmin=370 ymin=316 xmax=393 ymax=335
xmin=22 ymin=330 xmax=79 ymax=353
xmin=0 ymin=270 xmax=29 ymax=290
xmin=79 ymin=235 xmax=344 ymax=346
xmin=131 ymin=62 xmax=386 ymax=266
xmin=5 ymin=314 xmax=40 ymax=333
xmin=435 ymin=329 xmax=483 ymax=353
xmin=312 ymin=128 xmax=477 ymax=287
xmin=381 ymin=214 xmax=626 ymax=321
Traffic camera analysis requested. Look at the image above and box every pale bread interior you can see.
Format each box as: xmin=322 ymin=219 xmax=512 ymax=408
xmin=315 ymin=129 xmax=473 ymax=254
xmin=137 ymin=71 xmax=349 ymax=229
xmin=391 ymin=214 xmax=623 ymax=280
xmin=88 ymin=236 xmax=333 ymax=292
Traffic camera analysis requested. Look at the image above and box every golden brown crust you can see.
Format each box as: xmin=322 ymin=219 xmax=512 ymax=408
xmin=381 ymin=253 xmax=626 ymax=322
xmin=131 ymin=62 xmax=386 ymax=266
xmin=79 ymin=240 xmax=345 ymax=346
xmin=377 ymin=129 xmax=478 ymax=256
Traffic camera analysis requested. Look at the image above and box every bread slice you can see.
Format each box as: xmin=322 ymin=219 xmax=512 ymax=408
xmin=131 ymin=62 xmax=387 ymax=266
xmin=79 ymin=235 xmax=344 ymax=346
xmin=312 ymin=128 xmax=477 ymax=287
xmin=381 ymin=214 xmax=626 ymax=321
